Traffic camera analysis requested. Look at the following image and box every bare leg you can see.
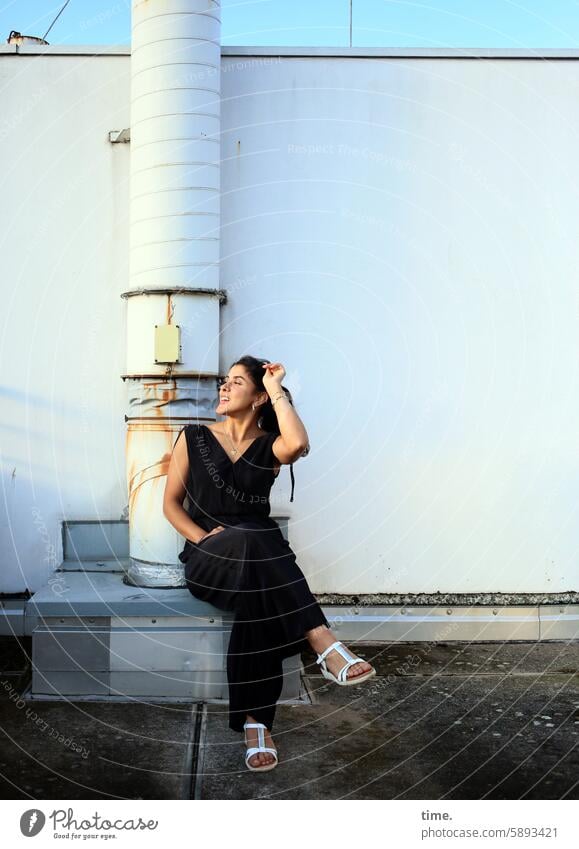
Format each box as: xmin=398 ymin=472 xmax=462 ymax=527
xmin=305 ymin=624 xmax=373 ymax=680
xmin=245 ymin=713 xmax=277 ymax=768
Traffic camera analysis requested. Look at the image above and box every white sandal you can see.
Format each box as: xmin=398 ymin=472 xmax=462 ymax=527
xmin=243 ymin=721 xmax=279 ymax=772
xmin=316 ymin=641 xmax=376 ymax=686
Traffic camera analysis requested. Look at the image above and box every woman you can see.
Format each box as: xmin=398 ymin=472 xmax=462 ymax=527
xmin=163 ymin=355 xmax=376 ymax=772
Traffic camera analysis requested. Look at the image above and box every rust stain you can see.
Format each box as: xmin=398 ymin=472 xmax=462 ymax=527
xmin=126 ymin=423 xmax=176 ymax=517
xmin=126 ymin=376 xmax=180 ymax=517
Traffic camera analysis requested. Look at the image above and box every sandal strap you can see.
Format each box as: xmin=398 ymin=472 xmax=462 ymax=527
xmin=316 ymin=640 xmax=342 ymax=664
xmin=316 ymin=641 xmax=368 ymax=682
xmin=246 ymin=746 xmax=278 ymax=758
xmin=244 ymin=722 xmax=273 ymax=753
xmin=316 ymin=641 xmax=359 ymax=665
xmin=243 ymin=720 xmax=278 ymax=764
xmin=336 ymin=658 xmax=361 ymax=682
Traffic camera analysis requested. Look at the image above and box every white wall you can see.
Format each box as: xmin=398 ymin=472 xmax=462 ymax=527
xmin=1 ymin=47 xmax=578 ymax=594
xmin=0 ymin=50 xmax=130 ymax=593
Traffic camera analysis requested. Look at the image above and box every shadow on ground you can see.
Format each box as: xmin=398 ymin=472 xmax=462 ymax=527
xmin=1 ymin=637 xmax=577 ymax=799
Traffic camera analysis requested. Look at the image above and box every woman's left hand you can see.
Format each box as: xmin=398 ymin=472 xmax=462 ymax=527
xmin=197 ymin=525 xmax=225 ymax=544
xmin=262 ymin=362 xmax=286 ymax=392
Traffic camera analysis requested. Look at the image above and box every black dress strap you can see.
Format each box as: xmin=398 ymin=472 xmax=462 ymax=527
xmin=172 ymin=425 xmax=186 ymax=448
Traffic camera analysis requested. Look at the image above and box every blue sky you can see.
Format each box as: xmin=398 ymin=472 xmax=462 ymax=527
xmin=1 ymin=0 xmax=579 ymax=48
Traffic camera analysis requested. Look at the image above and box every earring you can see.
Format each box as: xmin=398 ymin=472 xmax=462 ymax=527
xmin=251 ymin=402 xmax=255 ymax=411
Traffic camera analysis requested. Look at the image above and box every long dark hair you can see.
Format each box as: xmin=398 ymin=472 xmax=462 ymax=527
xmin=225 ymin=354 xmax=297 ymax=500
xmin=226 ymin=355 xmax=294 ymax=435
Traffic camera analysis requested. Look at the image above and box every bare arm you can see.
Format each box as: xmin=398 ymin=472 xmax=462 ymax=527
xmin=269 ymin=395 xmax=310 ymax=464
xmin=271 ymin=398 xmax=310 ymax=463
xmin=262 ymin=364 xmax=309 ymax=465
xmin=163 ymin=429 xmax=207 ymax=545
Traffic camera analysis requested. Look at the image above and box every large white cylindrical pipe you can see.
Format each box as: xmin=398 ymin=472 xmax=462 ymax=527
xmin=130 ymin=0 xmax=220 ymax=290
xmin=125 ymin=0 xmax=222 ymax=587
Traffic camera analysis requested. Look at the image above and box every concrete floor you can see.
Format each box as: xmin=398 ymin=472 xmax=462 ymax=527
xmin=0 ymin=636 xmax=577 ymax=800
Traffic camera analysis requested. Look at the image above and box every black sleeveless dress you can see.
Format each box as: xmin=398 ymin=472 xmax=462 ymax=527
xmin=177 ymin=423 xmax=330 ymax=732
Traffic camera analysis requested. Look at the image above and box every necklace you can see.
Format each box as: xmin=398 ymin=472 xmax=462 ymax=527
xmin=223 ymin=427 xmax=253 ymax=456
xmin=226 ymin=433 xmax=242 ymax=456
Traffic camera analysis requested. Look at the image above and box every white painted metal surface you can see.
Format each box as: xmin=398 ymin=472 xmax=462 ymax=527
xmin=126 ymin=422 xmax=185 ymax=579
xmin=125 ymin=293 xmax=220 ymax=376
xmin=125 ymin=0 xmax=222 ymax=586
xmin=216 ymin=52 xmax=579 ymax=597
xmin=1 ymin=45 xmax=578 ymax=599
xmin=129 ymin=0 xmax=221 ymax=292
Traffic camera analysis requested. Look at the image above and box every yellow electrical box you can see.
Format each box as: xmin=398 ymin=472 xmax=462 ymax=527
xmin=154 ymin=324 xmax=180 ymax=363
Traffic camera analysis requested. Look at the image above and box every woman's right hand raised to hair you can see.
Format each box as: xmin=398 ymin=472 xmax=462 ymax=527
xmin=262 ymin=361 xmax=286 ymax=392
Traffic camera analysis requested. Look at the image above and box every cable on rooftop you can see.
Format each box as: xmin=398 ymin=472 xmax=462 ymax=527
xmin=42 ymin=0 xmax=72 ymax=42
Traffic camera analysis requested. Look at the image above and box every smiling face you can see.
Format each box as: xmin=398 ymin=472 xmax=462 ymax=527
xmin=216 ymin=364 xmax=267 ymax=416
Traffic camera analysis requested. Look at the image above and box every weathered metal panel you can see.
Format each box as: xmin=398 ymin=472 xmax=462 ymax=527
xmin=33 ymin=628 xmax=110 ymax=671
xmin=109 ymin=670 xmax=225 ymax=698
xmin=109 ymin=628 xmax=225 ymax=672
xmin=31 ymin=670 xmax=110 ymax=696
xmin=63 ymin=520 xmax=130 ymax=562
xmin=330 ymin=606 xmax=541 ymax=642
xmin=539 ymin=605 xmax=579 ymax=641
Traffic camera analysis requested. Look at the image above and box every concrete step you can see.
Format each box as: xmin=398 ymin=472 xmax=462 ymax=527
xmin=27 ymin=571 xmax=302 ymax=701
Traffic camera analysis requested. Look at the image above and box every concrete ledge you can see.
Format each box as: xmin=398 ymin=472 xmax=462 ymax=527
xmin=316 ymin=591 xmax=579 ymax=605
xmin=25 ymin=572 xmax=230 ymax=630
xmin=20 ymin=570 xmax=579 ymax=641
